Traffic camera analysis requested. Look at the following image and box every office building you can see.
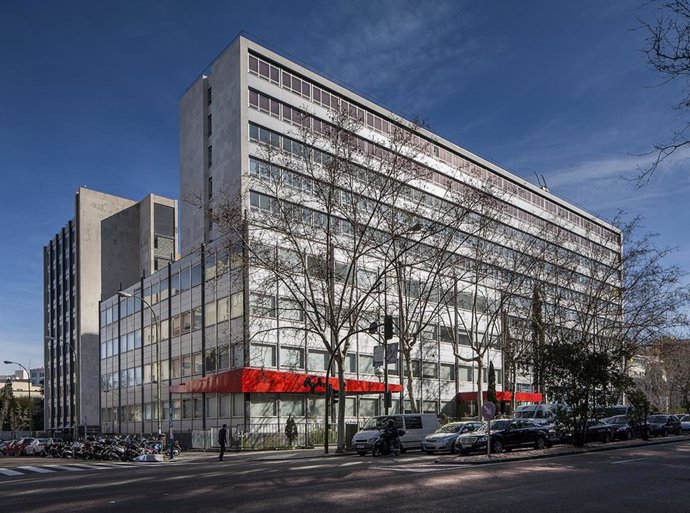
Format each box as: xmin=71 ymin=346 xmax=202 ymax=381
xmin=45 ymin=187 xmax=177 ymax=436
xmin=100 ymin=36 xmax=622 ymax=442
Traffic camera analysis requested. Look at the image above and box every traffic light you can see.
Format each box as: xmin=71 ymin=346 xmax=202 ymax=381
xmin=384 ymin=314 xmax=394 ymax=340
xmin=368 ymin=321 xmax=378 ymax=334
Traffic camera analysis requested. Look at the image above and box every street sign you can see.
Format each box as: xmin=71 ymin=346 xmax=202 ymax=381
xmin=386 ymin=343 xmax=398 ymax=364
xmin=373 ymin=345 xmax=385 ymax=367
xmin=481 ymin=401 xmax=496 ymax=420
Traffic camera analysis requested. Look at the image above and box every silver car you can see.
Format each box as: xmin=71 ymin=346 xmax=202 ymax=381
xmin=680 ymin=414 xmax=690 ymax=433
xmin=422 ymin=421 xmax=484 ymax=454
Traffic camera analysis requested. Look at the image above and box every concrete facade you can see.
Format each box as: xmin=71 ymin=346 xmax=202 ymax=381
xmin=99 ymin=36 xmax=623 ymax=441
xmin=44 ymin=187 xmax=177 ymax=436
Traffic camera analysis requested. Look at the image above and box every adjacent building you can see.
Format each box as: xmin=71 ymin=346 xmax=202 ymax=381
xmin=44 ymin=187 xmax=177 ymax=437
xmin=99 ymin=36 xmax=623 ymax=445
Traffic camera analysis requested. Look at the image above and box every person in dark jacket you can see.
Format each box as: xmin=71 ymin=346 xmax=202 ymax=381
xmin=218 ymin=424 xmax=228 ymax=461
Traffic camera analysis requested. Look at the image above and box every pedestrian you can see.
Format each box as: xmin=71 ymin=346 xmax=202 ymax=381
xmin=218 ymin=424 xmax=228 ymax=461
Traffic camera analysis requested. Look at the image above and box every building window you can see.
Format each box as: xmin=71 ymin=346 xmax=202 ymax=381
xmin=251 ymin=343 xmax=276 ymax=368
xmin=308 ymin=349 xmax=328 ymax=371
xmin=280 ymin=346 xmax=304 ymax=370
xmin=422 ymin=362 xmax=438 ymax=379
xmin=208 ymin=145 xmax=213 ymax=167
xmin=208 ymin=176 xmax=213 ymax=199
xmin=207 ymin=86 xmax=212 ymax=105
xmin=358 ymin=354 xmax=374 ymax=375
xmin=207 ymin=114 xmax=212 ymax=137
xmin=440 ymin=363 xmax=455 ymax=381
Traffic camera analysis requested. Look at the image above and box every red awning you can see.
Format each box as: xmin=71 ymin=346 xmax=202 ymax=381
xmin=457 ymin=391 xmax=543 ymax=403
xmin=169 ymin=367 xmax=402 ymax=395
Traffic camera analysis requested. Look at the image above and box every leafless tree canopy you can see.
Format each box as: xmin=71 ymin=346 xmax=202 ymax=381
xmin=639 ymin=0 xmax=690 ymax=185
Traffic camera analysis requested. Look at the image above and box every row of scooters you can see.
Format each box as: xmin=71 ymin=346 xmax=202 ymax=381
xmin=46 ymin=436 xmax=166 ymax=462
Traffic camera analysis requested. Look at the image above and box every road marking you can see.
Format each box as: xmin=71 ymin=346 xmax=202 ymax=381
xmin=17 ymin=466 xmax=55 ymax=473
xmin=0 ymin=468 xmax=23 ymax=476
xmin=339 ymin=461 xmax=364 ymax=467
xmin=69 ymin=463 xmax=113 ymax=470
xmin=611 ymin=458 xmax=646 ymax=464
xmin=289 ymin=464 xmax=328 ymax=470
xmin=44 ymin=464 xmax=86 ymax=471
xmin=370 ymin=465 xmax=459 ymax=473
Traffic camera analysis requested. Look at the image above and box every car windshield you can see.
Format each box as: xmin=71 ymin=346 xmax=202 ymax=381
xmin=681 ymin=415 xmax=690 ymax=422
xmin=514 ymin=410 xmax=535 ymax=419
xmin=476 ymin=419 xmax=512 ymax=432
xmin=648 ymin=415 xmax=667 ymax=422
xmin=607 ymin=416 xmax=628 ymax=425
xmin=436 ymin=423 xmax=464 ymax=434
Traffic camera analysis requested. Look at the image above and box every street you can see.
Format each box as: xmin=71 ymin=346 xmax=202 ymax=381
xmin=1 ymin=440 xmax=688 ymax=512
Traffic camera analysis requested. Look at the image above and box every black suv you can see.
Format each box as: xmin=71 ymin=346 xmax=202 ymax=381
xmin=455 ymin=419 xmax=555 ymax=455
xmin=646 ymin=414 xmax=682 ymax=436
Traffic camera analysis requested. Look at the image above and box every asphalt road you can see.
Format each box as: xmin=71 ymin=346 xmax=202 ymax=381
xmin=2 ymin=441 xmax=689 ymax=512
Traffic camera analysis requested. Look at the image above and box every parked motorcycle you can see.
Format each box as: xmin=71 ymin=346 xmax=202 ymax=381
xmin=371 ymin=427 xmax=405 ymax=457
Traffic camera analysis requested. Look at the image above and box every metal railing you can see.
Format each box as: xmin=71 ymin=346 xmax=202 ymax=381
xmin=191 ymin=420 xmax=357 ymax=451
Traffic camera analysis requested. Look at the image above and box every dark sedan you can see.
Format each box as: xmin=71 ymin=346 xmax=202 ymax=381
xmin=583 ymin=421 xmax=616 ymax=443
xmin=646 ymin=414 xmax=682 ymax=436
xmin=456 ymin=419 xmax=554 ymax=455
xmin=604 ymin=415 xmax=650 ymax=441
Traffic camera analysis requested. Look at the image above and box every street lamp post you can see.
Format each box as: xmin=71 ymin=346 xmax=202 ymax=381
xmin=4 ymin=360 xmax=32 ymax=434
xmin=46 ymin=336 xmax=79 ymax=439
xmin=118 ymin=291 xmax=162 ymax=437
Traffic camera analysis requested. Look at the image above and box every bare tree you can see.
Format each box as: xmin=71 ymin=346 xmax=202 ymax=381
xmin=639 ymin=0 xmax=690 ymax=184
xmin=637 ymin=337 xmax=690 ymax=411
xmin=209 ymin=102 xmax=442 ymax=451
xmin=539 ymin=215 xmax=689 ymax=444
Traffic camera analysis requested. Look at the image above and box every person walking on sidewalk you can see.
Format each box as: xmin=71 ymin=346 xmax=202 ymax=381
xmin=218 ymin=424 xmax=228 ymax=461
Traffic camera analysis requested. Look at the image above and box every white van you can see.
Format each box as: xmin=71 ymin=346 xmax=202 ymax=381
xmin=513 ymin=404 xmax=554 ymax=425
xmin=351 ymin=414 xmax=439 ymax=455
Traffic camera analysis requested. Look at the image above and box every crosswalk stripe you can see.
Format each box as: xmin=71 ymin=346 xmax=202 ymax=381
xmin=44 ymin=464 xmax=86 ymax=471
xmin=0 ymin=468 xmax=24 ymax=476
xmin=17 ymin=466 xmax=55 ymax=474
xmin=69 ymin=463 xmax=113 ymax=470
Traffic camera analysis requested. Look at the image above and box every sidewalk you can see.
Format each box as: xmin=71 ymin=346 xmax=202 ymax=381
xmin=434 ymin=433 xmax=690 ymax=465
xmin=174 ymin=434 xmax=690 ymax=464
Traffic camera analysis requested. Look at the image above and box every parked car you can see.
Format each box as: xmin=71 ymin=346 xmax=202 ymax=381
xmin=8 ymin=438 xmax=36 ymax=456
xmin=513 ymin=404 xmax=555 ymax=425
xmin=604 ymin=415 xmax=650 ymax=441
xmin=646 ymin=414 xmax=682 ymax=436
xmin=24 ymin=438 xmax=51 ymax=456
xmin=352 ymin=414 xmax=439 ymax=455
xmin=679 ymin=415 xmax=690 ymax=433
xmin=604 ymin=405 xmax=634 ymax=417
xmin=0 ymin=440 xmax=11 ymax=455
xmin=456 ymin=418 xmax=554 ymax=455
xmin=583 ymin=421 xmax=616 ymax=443
xmin=422 ymin=421 xmax=484 ymax=454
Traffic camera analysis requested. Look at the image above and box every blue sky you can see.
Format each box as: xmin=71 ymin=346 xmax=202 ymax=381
xmin=1 ymin=0 xmax=689 ymax=375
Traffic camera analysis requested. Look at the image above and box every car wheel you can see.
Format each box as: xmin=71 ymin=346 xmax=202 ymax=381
xmin=663 ymin=429 xmax=668 ymax=437
xmin=534 ymin=437 xmax=546 ymax=450
xmin=424 ymin=450 xmax=434 ymax=455
xmin=459 ymin=450 xmax=470 ymax=456
xmin=449 ymin=444 xmax=457 ymax=455
xmin=357 ymin=451 xmax=367 ymax=456
xmin=603 ymin=431 xmax=612 ymax=443
xmin=399 ymin=447 xmax=407 ymax=454
xmin=372 ymin=446 xmax=381 ymax=457
xmin=491 ymin=440 xmax=504 ymax=454
xmin=625 ymin=431 xmax=632 ymax=441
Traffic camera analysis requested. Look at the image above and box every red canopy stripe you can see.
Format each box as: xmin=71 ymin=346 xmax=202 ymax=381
xmin=169 ymin=367 xmax=402 ymax=394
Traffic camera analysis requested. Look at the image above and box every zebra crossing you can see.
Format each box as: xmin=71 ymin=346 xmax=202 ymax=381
xmin=0 ymin=461 xmax=138 ymax=478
